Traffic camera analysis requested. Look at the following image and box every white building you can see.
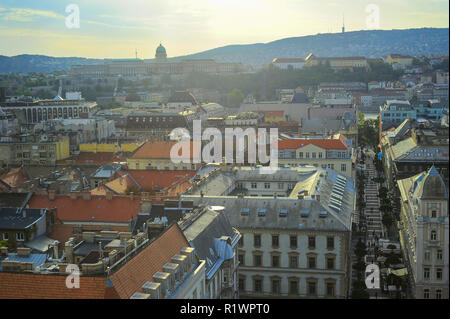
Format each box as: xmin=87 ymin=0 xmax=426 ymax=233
xmin=271 ymin=58 xmax=306 ymax=70
xmin=182 ymin=166 xmax=355 ymax=298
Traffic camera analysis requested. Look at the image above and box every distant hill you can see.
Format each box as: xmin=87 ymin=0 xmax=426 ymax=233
xmin=0 ymin=54 xmax=103 ymax=73
xmin=0 ymin=28 xmax=448 ymax=73
xmin=169 ymin=28 xmax=449 ymax=66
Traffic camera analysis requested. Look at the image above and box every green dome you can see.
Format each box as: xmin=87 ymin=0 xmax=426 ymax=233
xmin=156 ymin=44 xmax=166 ymax=54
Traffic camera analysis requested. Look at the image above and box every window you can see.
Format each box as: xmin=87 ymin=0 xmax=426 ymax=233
xmin=2 ymin=233 xmax=8 ymax=241
xmin=424 ymin=289 xmax=430 ymax=299
xmin=238 ymin=253 xmax=244 ymax=266
xmin=327 ymin=236 xmax=334 ymax=250
xmin=238 ymin=236 xmax=244 ymax=247
xmin=254 ymin=278 xmax=263 ymax=293
xmin=436 ymin=289 xmax=442 ymax=299
xmin=341 ymin=164 xmax=346 ymax=172
xmin=312 ymin=152 xmax=316 ymax=158
xmin=290 ymin=235 xmax=297 ymax=249
xmin=278 ymin=183 xmax=284 ymax=189
xmin=431 ymin=210 xmax=437 ymax=218
xmin=289 ymin=279 xmax=298 ymax=295
xmin=436 ymin=268 xmax=442 ymax=280
xmin=272 ymin=235 xmax=279 ymax=248
xmin=425 ymin=250 xmax=431 ymax=261
xmin=424 ymin=268 xmax=430 ymax=280
xmin=16 ymin=232 xmax=24 ymax=241
xmin=254 ymin=234 xmax=261 ymax=247
xmin=254 ymin=254 xmax=262 ymax=267
xmin=239 ymin=277 xmax=245 ymax=292
xmin=271 ymin=279 xmax=281 ymax=294
xmin=437 ymin=250 xmax=443 ymax=261
xmin=431 ymin=230 xmax=437 ymax=241
xmin=272 ymin=254 xmax=280 ymax=267
xmin=306 ymin=152 xmax=310 ymax=158
xmin=308 ymin=256 xmax=316 ymax=269
xmin=326 ymin=283 xmax=335 ymax=297
xmin=289 ymin=255 xmax=298 ymax=268
xmin=251 ymin=182 xmax=257 ymax=189
xmin=307 ymin=281 xmax=316 ymax=296
xmin=319 ymin=152 xmax=323 ymax=159
xmin=299 ymin=152 xmax=303 ymax=159
xmin=308 ymin=236 xmax=316 ymax=249
xmin=264 ymin=182 xmax=270 ymax=189
xmin=327 ymin=257 xmax=335 ymax=270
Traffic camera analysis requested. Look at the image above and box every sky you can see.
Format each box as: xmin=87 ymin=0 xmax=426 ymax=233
xmin=0 ymin=0 xmax=448 ymax=59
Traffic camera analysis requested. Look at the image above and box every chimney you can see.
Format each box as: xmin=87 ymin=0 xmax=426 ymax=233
xmin=171 ymin=254 xmax=188 ymax=277
xmin=108 ymin=249 xmax=119 ymax=266
xmin=130 ymin=192 xmax=135 ymax=201
xmin=316 ymin=194 xmax=320 ymax=201
xmin=65 ymin=241 xmax=74 ymax=264
xmin=298 ymin=194 xmax=304 ymax=199
xmin=142 ymin=281 xmax=162 ymax=299
xmin=180 ymin=247 xmax=195 ymax=271
xmin=163 ymin=262 xmax=180 ymax=288
xmin=49 ymin=190 xmax=56 ymax=201
xmin=70 ymin=191 xmax=78 ymax=200
xmin=82 ymin=231 xmax=95 ymax=243
xmin=17 ymin=247 xmax=31 ymax=257
xmin=41 ymin=189 xmax=48 ymax=196
xmin=153 ymin=272 xmax=171 ymax=297
xmin=22 ymin=209 xmax=27 ymax=218
xmin=119 ymin=232 xmax=132 ymax=242
xmin=130 ymin=292 xmax=151 ymax=299
xmin=82 ymin=191 xmax=91 ymax=200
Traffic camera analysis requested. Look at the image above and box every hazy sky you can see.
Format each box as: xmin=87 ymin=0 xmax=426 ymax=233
xmin=0 ymin=0 xmax=448 ymax=59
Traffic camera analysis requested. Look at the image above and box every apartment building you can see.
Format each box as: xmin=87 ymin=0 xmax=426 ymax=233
xmin=278 ymin=139 xmax=353 ymax=179
xmin=182 ymin=166 xmax=355 ymax=299
xmin=397 ymin=166 xmax=448 ymax=299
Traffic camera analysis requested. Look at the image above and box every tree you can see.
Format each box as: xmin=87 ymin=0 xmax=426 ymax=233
xmin=355 ymin=239 xmax=367 ymax=259
xmin=382 ymin=212 xmax=394 ymax=229
xmin=227 ymin=89 xmax=244 ymax=108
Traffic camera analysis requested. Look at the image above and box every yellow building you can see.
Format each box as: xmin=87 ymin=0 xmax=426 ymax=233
xmin=260 ymin=110 xmax=286 ymax=123
xmin=80 ymin=142 xmax=143 ymax=153
xmin=386 ymin=54 xmax=413 ymax=66
xmin=1 ymin=136 xmax=70 ymax=165
xmin=305 ymin=53 xmax=369 ymax=71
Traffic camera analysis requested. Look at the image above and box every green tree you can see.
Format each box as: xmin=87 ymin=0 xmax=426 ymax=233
xmin=227 ymin=89 xmax=244 ymax=108
xmin=351 ymin=280 xmax=370 ymax=299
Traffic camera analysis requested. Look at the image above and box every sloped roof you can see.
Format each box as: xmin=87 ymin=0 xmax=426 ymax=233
xmin=109 ymin=223 xmax=189 ymax=299
xmin=0 ymin=207 xmax=46 ymax=230
xmin=278 ymin=138 xmax=348 ymax=150
xmin=167 ymin=91 xmax=198 ymax=105
xmin=28 ymin=194 xmax=141 ymax=223
xmin=181 ymin=207 xmax=237 ymax=275
xmin=0 ymin=272 xmax=118 ymax=299
xmin=416 ymin=166 xmax=448 ymax=199
xmin=0 ymin=167 xmax=30 ymax=189
xmin=131 ymin=141 xmax=201 ymax=160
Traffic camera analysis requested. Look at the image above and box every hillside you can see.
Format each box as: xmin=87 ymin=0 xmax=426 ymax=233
xmin=0 ymin=28 xmax=448 ymax=73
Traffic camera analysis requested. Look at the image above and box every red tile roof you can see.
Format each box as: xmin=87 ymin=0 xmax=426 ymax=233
xmin=278 ymin=139 xmax=348 ymax=150
xmin=131 ymin=141 xmax=201 ymax=160
xmin=258 ymin=110 xmax=284 ymax=116
xmin=110 ymin=223 xmax=189 ymax=299
xmin=57 ymin=152 xmax=121 ymax=165
xmin=28 ymin=194 xmax=141 ymax=223
xmin=128 ymin=170 xmax=196 ymax=190
xmin=0 ymin=272 xmax=119 ymax=299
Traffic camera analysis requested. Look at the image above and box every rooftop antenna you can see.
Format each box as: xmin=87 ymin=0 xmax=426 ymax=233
xmin=342 ymin=14 xmax=345 ymax=33
xmin=135 ymin=48 xmax=138 ymax=59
